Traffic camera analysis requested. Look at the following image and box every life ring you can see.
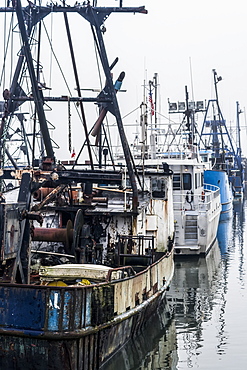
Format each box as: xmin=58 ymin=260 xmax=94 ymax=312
xmin=185 ymin=190 xmax=194 ymax=204
xmin=201 ymin=191 xmax=205 ymax=202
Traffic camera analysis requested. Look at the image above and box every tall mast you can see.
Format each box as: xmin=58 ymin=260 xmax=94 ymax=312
xmin=236 ymin=101 xmax=242 ymax=158
xmin=149 ymin=79 xmax=156 ymax=159
xmin=15 ymin=0 xmax=55 ymax=161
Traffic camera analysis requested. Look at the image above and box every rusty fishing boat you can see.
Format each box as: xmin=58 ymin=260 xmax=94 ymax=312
xmin=0 ymin=1 xmax=174 ymax=368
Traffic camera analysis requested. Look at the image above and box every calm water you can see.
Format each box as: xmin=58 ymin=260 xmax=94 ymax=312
xmin=103 ymin=198 xmax=247 ymax=369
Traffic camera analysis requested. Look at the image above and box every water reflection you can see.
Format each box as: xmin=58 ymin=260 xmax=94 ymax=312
xmin=168 ymin=198 xmax=247 ymax=369
xmin=103 ymin=198 xmax=247 ymax=369
xmin=217 ymin=198 xmax=244 ymax=257
xmin=167 ymin=243 xmax=222 ymax=368
xmin=101 ymin=297 xmax=178 ymax=370
xmin=217 ymin=216 xmax=232 ymax=256
xmin=232 ymin=199 xmax=245 ymax=288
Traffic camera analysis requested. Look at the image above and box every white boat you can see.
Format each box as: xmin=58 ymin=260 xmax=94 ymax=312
xmin=120 ymin=80 xmax=222 ymax=256
xmin=156 ymin=151 xmax=221 ymax=255
xmin=128 ymin=151 xmax=221 ymax=256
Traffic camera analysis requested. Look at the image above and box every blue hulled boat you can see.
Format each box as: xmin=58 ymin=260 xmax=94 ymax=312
xmin=204 ymin=169 xmax=233 ymax=219
xmin=199 ymin=69 xmax=242 ymax=218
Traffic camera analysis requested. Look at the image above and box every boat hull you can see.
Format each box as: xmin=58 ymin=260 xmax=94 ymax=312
xmin=0 ymin=289 xmax=167 ymax=370
xmin=0 ymin=253 xmax=174 ymax=369
xmin=174 ymin=184 xmax=221 ymax=256
xmin=204 ymin=170 xmax=233 ymax=219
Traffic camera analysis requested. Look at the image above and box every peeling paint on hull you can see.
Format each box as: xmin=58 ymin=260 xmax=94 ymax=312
xmin=0 ymin=294 xmax=164 ymax=370
xmin=0 ymin=253 xmax=174 ymax=369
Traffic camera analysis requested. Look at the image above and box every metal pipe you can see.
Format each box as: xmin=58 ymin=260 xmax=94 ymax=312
xmin=32 ymin=227 xmax=73 ymax=243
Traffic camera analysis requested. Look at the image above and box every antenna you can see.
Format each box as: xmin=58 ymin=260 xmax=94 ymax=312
xmin=189 ymin=57 xmax=195 ymax=103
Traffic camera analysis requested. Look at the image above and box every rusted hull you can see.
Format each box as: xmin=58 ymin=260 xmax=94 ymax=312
xmin=0 ymin=252 xmax=174 ymax=369
xmin=0 ymin=288 xmax=168 ymax=370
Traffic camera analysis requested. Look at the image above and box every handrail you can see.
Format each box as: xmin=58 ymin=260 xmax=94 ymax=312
xmin=173 ymin=184 xmax=220 ymax=212
xmin=117 ymin=234 xmax=156 ymax=266
xmin=106 ymin=266 xmax=136 ymax=282
xmin=203 ymin=183 xmax=220 ymax=192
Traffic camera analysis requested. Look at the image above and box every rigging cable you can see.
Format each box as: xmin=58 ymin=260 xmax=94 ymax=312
xmin=68 ymin=96 xmax=72 ymax=153
xmin=92 ymin=26 xmax=115 ymax=165
xmin=43 ymin=19 xmax=93 ymax=160
xmin=91 ymin=24 xmax=116 ymax=166
xmin=0 ymin=11 xmax=14 ymax=87
xmin=63 ymin=12 xmax=94 ymax=169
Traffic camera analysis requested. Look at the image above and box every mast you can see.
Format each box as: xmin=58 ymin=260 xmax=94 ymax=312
xmin=149 ymin=78 xmax=156 ymax=159
xmin=153 ymin=72 xmax=158 ymax=131
xmin=167 ymin=86 xmax=201 ymax=153
xmin=235 ymin=101 xmax=243 ymax=184
xmin=15 ymin=0 xmax=55 ymax=161
xmin=140 ymin=91 xmax=148 ymax=189
xmin=185 ymin=85 xmax=193 ymax=144
xmin=0 ymin=1 xmax=147 ymax=212
xmin=236 ymin=101 xmax=242 ymax=158
xmin=200 ymin=69 xmax=236 ymax=172
xmin=213 ymin=68 xmax=221 ymax=103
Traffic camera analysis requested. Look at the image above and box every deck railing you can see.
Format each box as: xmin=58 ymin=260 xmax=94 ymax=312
xmin=173 ymin=183 xmax=220 ymax=212
xmin=116 ymin=235 xmax=156 ymax=266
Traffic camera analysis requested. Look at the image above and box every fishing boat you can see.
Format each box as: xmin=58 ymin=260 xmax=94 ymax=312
xmin=160 ymin=153 xmax=221 ymax=256
xmin=199 ymin=70 xmax=239 ymax=218
xmin=0 ymin=2 xmax=175 ymax=369
xmin=124 ymin=81 xmax=221 ymax=256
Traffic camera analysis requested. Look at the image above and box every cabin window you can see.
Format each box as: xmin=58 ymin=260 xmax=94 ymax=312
xmin=151 ymin=178 xmax=166 ymax=198
xmin=173 ymin=174 xmax=181 ymax=189
xmin=173 ymin=173 xmax=192 ymax=190
xmin=183 ymin=173 xmax=192 ymax=190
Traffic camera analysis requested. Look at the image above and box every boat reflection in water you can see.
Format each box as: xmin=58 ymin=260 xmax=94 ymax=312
xmin=100 ymin=296 xmax=178 ymax=370
xmin=217 ymin=198 xmax=244 ymax=256
xmin=166 ymin=241 xmax=222 ymax=369
xmin=217 ymin=216 xmax=233 ymax=256
xmin=232 ymin=198 xmax=245 ymax=249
